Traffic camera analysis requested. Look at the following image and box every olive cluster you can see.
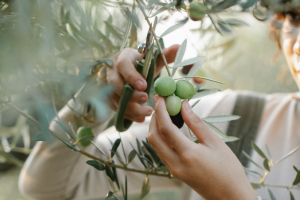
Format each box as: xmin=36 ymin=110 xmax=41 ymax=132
xmin=154 ymin=76 xmax=195 ymax=128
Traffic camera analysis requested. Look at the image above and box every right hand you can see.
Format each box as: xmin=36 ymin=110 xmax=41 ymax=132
xmin=104 ymin=45 xmax=179 ymax=123
xmin=148 ymin=95 xmax=257 ymax=200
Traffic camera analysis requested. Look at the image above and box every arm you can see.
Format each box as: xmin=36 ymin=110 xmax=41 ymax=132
xmin=148 ymin=95 xmax=257 ymax=200
xmin=18 ymin=45 xmax=179 ymax=200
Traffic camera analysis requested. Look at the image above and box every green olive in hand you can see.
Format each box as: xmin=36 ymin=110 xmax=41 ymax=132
xmin=165 ymin=96 xmax=182 ymax=116
xmin=175 ymin=80 xmax=195 ymax=99
xmin=154 ymin=76 xmax=176 ymax=97
xmin=187 ymin=1 xmax=206 ymax=21
xmin=77 ymin=126 xmax=94 ymax=147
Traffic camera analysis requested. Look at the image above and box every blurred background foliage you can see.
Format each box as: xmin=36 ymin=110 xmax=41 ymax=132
xmin=0 ymin=0 xmax=299 ymax=199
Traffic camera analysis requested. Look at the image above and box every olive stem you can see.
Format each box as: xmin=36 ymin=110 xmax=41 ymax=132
xmin=136 ymin=0 xmax=171 ymax=76
xmin=79 ymin=149 xmax=170 ymax=177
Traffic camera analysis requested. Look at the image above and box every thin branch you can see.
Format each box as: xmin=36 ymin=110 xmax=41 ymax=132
xmin=136 ymin=0 xmax=171 ymax=76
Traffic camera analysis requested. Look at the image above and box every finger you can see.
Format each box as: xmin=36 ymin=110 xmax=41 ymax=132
xmin=181 ymin=100 xmax=220 ymax=145
xmin=155 ymin=44 xmax=180 ymax=77
xmin=154 ymin=95 xmax=192 ymax=153
xmin=116 ymin=48 xmax=147 ymax=91
xmin=148 ymin=113 xmax=179 ymax=165
xmin=126 ymin=102 xmax=153 ymax=119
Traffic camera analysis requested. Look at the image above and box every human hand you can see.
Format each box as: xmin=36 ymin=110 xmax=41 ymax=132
xmin=105 ymin=45 xmax=179 ymax=123
xmin=148 ymin=95 xmax=257 ymax=200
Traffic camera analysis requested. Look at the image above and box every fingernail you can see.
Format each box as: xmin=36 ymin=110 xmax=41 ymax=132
xmin=184 ymin=100 xmax=191 ymax=112
xmin=135 ymin=80 xmax=144 ymax=91
xmin=153 ymin=95 xmax=158 ymax=103
xmin=139 ymin=96 xmax=147 ymax=103
xmin=147 ymin=109 xmax=153 ymax=116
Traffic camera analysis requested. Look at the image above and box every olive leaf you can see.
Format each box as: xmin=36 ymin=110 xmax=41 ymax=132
xmin=105 ymin=191 xmax=118 ymax=200
xmin=204 ymin=121 xmax=239 ymax=142
xmin=120 ymin=21 xmax=132 ymax=51
xmin=171 ymin=56 xmax=205 ymax=69
xmin=251 ymin=141 xmax=268 ymax=160
xmin=142 ymin=140 xmax=162 ymax=166
xmin=292 ymin=171 xmax=300 ymax=186
xmin=242 ymin=151 xmax=264 ymax=170
xmin=268 ymin=188 xmax=276 ymax=200
xmin=140 ymin=155 xmax=154 ymax=167
xmin=90 ymin=140 xmax=107 ymax=157
xmin=112 ymin=166 xmax=120 ymax=189
xmin=32 ymin=131 xmax=49 ymax=141
xmin=96 ymin=30 xmax=113 ymax=52
xmin=127 ymin=149 xmax=137 ymax=164
xmin=290 ymin=191 xmax=295 ymax=200
xmin=202 ymin=115 xmax=240 ymax=123
xmin=140 ymin=176 xmax=151 ymax=199
xmin=244 ymin=167 xmax=263 ymax=179
xmin=129 ymin=142 xmax=149 ymax=170
xmin=176 ymin=77 xmax=223 ymax=84
xmin=172 ymin=39 xmax=187 ymax=77
xmin=104 ymin=21 xmax=122 ymax=41
xmin=160 ymin=18 xmax=188 ymax=38
xmin=155 ymin=166 xmax=170 ymax=173
xmin=251 ymin=183 xmax=261 ymax=190
xmin=224 ymin=19 xmax=248 ymax=27
xmin=130 ymin=24 xmax=137 ymax=47
xmin=68 ymin=122 xmax=77 ymax=140
xmin=265 ymin=144 xmax=272 ymax=159
xmin=275 ymin=144 xmax=300 ymax=164
xmin=143 ymin=44 xmax=154 ymax=79
xmin=186 ymin=57 xmax=205 ymax=81
xmin=111 ymin=138 xmax=121 ymax=158
xmin=86 ymin=160 xmax=105 ymax=171
xmin=60 ymin=139 xmax=80 ymax=151
xmin=105 ymin=162 xmax=116 ymax=182
xmin=55 ymin=120 xmax=76 ymax=141
xmin=77 ymin=135 xmax=94 ymax=143
xmin=293 ymin=166 xmax=299 ymax=172
xmin=149 ymin=1 xmax=176 ymax=18
xmin=263 ymin=158 xmax=270 ymax=171
xmin=191 ymin=99 xmax=200 ymax=108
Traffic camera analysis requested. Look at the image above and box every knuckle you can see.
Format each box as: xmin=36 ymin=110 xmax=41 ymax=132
xmin=115 ymin=60 xmax=124 ymax=70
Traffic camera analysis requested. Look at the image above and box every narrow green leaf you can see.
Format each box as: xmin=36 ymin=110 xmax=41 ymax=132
xmin=268 ymin=188 xmax=276 ymax=200
xmin=160 ymin=18 xmax=188 ymax=38
xmin=155 ymin=166 xmax=170 ymax=173
xmin=97 ymin=58 xmax=113 ymax=67
xmin=207 ymin=14 xmax=222 ymax=35
xmin=275 ymin=144 xmax=300 ymax=164
xmin=263 ymin=158 xmax=270 ymax=171
xmin=217 ymin=20 xmax=232 ymax=33
xmin=265 ymin=144 xmax=272 ymax=159
xmin=120 ymin=21 xmax=132 ymax=51
xmin=244 ymin=167 xmax=263 ymax=179
xmin=68 ymin=122 xmax=77 ymax=140
xmin=142 ymin=141 xmax=162 ymax=166
xmin=250 ymin=183 xmax=261 ymax=189
xmin=136 ymin=139 xmax=143 ymax=156
xmin=140 ymin=176 xmax=151 ymax=199
xmin=77 ymin=135 xmax=94 ymax=143
xmin=149 ymin=1 xmax=176 ymax=18
xmin=55 ymin=120 xmax=76 ymax=141
xmin=172 ymin=39 xmax=187 ymax=77
xmin=118 ymin=133 xmax=127 ymax=165
xmin=90 ymin=140 xmax=107 ymax=157
xmin=112 ymin=166 xmax=120 ymax=189
xmin=186 ymin=57 xmax=205 ymax=81
xmin=292 ymin=171 xmax=300 ymax=186
xmin=32 ymin=131 xmax=48 ymax=141
xmin=104 ymin=21 xmax=122 ymax=41
xmin=224 ymin=19 xmax=248 ymax=27
xmin=140 ymin=155 xmax=154 ymax=167
xmin=290 ymin=191 xmax=295 ymax=200
xmin=60 ymin=139 xmax=80 ymax=151
xmin=143 ymin=44 xmax=154 ymax=79
xmin=129 ymin=142 xmax=149 ymax=170
xmin=105 ymin=162 xmax=116 ymax=182
xmin=111 ymin=138 xmax=121 ymax=158
xmin=86 ymin=160 xmax=105 ymax=171
xmin=293 ymin=165 xmax=299 ymax=172
xmin=204 ymin=121 xmax=239 ymax=142
xmin=128 ymin=150 xmax=137 ymax=164
xmin=191 ymin=99 xmax=200 ymax=108
xmin=251 ymin=141 xmax=267 ymax=160
xmin=175 ymin=77 xmax=223 ymax=84
xmin=202 ymin=115 xmax=240 ymax=123
xmin=171 ymin=56 xmax=205 ymax=69
xmin=105 ymin=191 xmax=114 ymax=199
xmin=129 ymin=24 xmax=137 ymax=47
xmin=105 ymin=15 xmax=113 ymax=36
xmin=242 ymin=151 xmax=264 ymax=170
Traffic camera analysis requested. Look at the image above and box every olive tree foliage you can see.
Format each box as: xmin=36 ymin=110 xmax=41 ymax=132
xmin=0 ymin=0 xmax=300 ymax=199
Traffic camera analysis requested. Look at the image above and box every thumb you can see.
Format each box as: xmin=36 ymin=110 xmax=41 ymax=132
xmin=181 ymin=100 xmax=219 ymax=144
xmin=155 ymin=44 xmax=180 ymax=77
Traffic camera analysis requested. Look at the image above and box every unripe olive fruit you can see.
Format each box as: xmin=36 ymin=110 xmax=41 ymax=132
xmin=187 ymin=1 xmax=206 ymax=21
xmin=165 ymin=96 xmax=182 ymax=116
xmin=77 ymin=126 xmax=94 ymax=147
xmin=154 ymin=76 xmax=176 ymax=97
xmin=175 ymin=80 xmax=195 ymax=99
xmin=170 ymin=112 xmax=184 ymax=129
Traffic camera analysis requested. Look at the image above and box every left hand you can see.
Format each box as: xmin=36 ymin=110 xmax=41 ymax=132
xmin=148 ymin=95 xmax=257 ymax=200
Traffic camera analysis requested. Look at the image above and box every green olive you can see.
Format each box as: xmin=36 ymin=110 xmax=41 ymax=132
xmin=175 ymin=80 xmax=195 ymax=99
xmin=77 ymin=126 xmax=94 ymax=147
xmin=165 ymin=96 xmax=182 ymax=116
xmin=154 ymin=76 xmax=176 ymax=97
xmin=187 ymin=1 xmax=206 ymax=21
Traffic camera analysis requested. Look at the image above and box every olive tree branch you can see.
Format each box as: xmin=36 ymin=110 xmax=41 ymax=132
xmin=135 ymin=0 xmax=171 ymax=76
